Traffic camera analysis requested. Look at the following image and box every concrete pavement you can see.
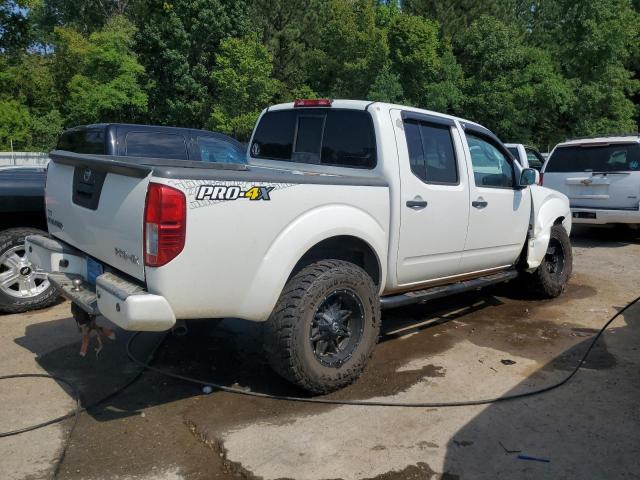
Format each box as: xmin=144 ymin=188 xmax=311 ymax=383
xmin=1 ymin=225 xmax=639 ymax=479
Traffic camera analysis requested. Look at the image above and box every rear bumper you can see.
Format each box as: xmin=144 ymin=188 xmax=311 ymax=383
xmin=25 ymin=235 xmax=176 ymax=331
xmin=571 ymin=206 xmax=640 ymax=225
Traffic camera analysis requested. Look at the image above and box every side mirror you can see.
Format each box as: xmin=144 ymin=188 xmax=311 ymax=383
xmin=519 ymin=168 xmax=537 ymax=187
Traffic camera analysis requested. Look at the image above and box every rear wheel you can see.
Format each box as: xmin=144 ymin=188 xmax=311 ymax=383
xmin=528 ymin=224 xmax=573 ymax=298
xmin=0 ymin=228 xmax=59 ymax=314
xmin=264 ymin=259 xmax=380 ymax=394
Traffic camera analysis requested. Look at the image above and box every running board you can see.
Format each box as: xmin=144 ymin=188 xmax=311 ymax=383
xmin=380 ymin=270 xmax=518 ymax=310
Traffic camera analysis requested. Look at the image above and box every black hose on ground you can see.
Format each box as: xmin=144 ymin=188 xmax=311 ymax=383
xmin=0 ymin=334 xmax=161 ymax=479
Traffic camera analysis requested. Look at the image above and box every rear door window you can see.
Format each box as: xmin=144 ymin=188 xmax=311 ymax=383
xmin=251 ymin=109 xmax=377 ymax=168
xmin=404 ymin=120 xmax=458 ymax=184
xmin=125 ymin=131 xmax=188 ymax=159
xmin=546 ymin=143 xmax=640 ymax=172
xmin=198 ymin=136 xmax=246 ymax=164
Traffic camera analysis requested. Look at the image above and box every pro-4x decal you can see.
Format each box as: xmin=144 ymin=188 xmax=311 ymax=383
xmin=195 ymin=185 xmax=274 ymax=201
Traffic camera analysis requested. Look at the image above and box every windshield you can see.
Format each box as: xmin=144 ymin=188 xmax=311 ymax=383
xmin=546 ymin=143 xmax=640 ymax=172
xmin=507 ymin=147 xmax=518 ymax=157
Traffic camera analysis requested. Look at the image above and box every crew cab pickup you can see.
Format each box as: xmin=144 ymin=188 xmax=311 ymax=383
xmin=27 ymin=100 xmax=573 ymax=393
xmin=542 ymin=135 xmax=640 ymax=225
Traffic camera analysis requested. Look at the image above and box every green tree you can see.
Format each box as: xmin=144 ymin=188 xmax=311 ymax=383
xmin=307 ymin=0 xmax=388 ymax=99
xmin=456 ymin=16 xmax=573 ymax=146
xmin=1 ymin=54 xmax=59 ymax=114
xmin=403 ymin=0 xmax=524 ymax=40
xmin=130 ymin=0 xmax=250 ymax=127
xmin=29 ymin=109 xmax=64 ymax=150
xmin=0 ymin=1 xmax=31 ymax=54
xmin=0 ymin=52 xmax=63 ymax=150
xmin=0 ymin=99 xmax=31 ymax=150
xmin=368 ymin=62 xmax=404 ymax=103
xmin=250 ymin=0 xmax=326 ymax=98
xmin=528 ymin=0 xmax=640 ymax=137
xmin=209 ymin=36 xmax=280 ymax=140
xmin=387 ymin=13 xmax=463 ymax=113
xmin=60 ymin=15 xmax=148 ymax=125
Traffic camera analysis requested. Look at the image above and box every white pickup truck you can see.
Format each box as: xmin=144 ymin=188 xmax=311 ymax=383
xmin=27 ymin=100 xmax=573 ymax=393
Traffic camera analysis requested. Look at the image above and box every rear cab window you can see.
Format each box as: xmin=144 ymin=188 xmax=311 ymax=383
xmin=250 ymin=108 xmax=377 ymax=169
xmin=546 ymin=143 xmax=640 ymax=173
xmin=57 ymin=127 xmax=107 ymax=154
xmin=125 ymin=131 xmax=188 ymax=159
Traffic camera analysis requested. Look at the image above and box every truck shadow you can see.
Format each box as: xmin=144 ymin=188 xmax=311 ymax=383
xmin=440 ymin=301 xmax=640 ymax=479
xmin=12 ymin=291 xmax=503 ymax=423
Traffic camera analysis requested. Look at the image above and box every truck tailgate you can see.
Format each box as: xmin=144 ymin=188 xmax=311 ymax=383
xmin=45 ymin=154 xmax=150 ymax=281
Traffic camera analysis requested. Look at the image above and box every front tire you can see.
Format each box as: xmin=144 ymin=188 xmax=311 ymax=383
xmin=529 ymin=224 xmax=573 ymax=298
xmin=264 ymin=259 xmax=381 ymax=394
xmin=0 ymin=228 xmax=59 ymax=314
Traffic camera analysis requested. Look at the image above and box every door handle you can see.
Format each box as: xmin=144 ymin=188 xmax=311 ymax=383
xmin=406 ymin=198 xmax=428 ymax=210
xmin=472 ymin=199 xmax=488 ymax=209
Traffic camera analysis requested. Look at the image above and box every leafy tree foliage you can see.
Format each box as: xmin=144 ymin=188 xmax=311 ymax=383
xmin=209 ymin=36 xmax=279 ymax=140
xmin=250 ymin=0 xmax=325 ymax=97
xmin=403 ymin=0 xmax=524 ymax=40
xmin=388 ymin=13 xmax=463 ymax=113
xmin=307 ymin=0 xmax=388 ymax=98
xmin=130 ymin=0 xmax=250 ymax=127
xmin=0 ymin=99 xmax=31 ymax=149
xmin=59 ymin=15 xmax=148 ymax=125
xmin=368 ymin=63 xmax=404 ymax=103
xmin=529 ymin=0 xmax=640 ymax=137
xmin=0 ymin=0 xmax=638 ymax=151
xmin=456 ymin=16 xmax=573 ymax=145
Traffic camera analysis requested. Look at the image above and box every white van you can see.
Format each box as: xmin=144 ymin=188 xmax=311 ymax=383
xmin=542 ymin=135 xmax=640 ymax=225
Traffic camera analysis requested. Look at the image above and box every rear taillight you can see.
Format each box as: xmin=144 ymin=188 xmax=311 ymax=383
xmin=144 ymin=183 xmax=186 ymax=267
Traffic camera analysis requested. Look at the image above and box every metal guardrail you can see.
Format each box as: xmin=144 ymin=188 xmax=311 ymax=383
xmin=0 ymin=152 xmax=50 ymax=167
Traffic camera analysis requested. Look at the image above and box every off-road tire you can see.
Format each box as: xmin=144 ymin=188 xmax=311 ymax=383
xmin=264 ymin=259 xmax=381 ymax=394
xmin=0 ymin=228 xmax=59 ymax=314
xmin=529 ymin=224 xmax=573 ymax=298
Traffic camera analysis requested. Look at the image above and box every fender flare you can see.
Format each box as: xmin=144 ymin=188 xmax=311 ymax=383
xmin=526 ymin=189 xmax=572 ymax=271
xmin=238 ymin=204 xmax=388 ymax=320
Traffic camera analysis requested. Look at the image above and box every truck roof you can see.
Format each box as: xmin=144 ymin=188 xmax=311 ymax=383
xmin=64 ymin=123 xmax=219 ymax=136
xmin=555 ymin=134 xmax=640 ymax=148
xmin=267 ymin=100 xmax=487 ymax=132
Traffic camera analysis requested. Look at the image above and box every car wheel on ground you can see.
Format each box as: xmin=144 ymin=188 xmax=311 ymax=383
xmin=0 ymin=228 xmax=59 ymax=314
xmin=528 ymin=224 xmax=573 ymax=298
xmin=264 ymin=259 xmax=381 ymax=394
